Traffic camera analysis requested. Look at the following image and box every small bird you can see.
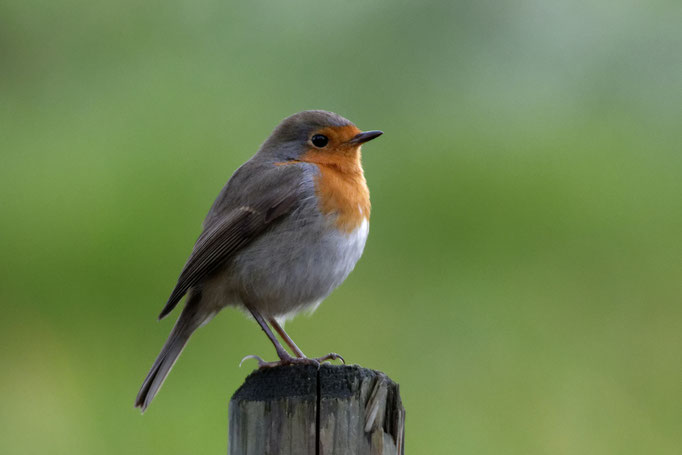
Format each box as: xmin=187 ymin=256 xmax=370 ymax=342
xmin=135 ymin=110 xmax=382 ymax=411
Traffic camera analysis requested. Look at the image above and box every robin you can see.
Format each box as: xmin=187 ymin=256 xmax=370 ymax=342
xmin=135 ymin=110 xmax=382 ymax=411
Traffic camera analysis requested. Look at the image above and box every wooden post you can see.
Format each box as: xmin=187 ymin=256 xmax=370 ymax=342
xmin=228 ymin=364 xmax=405 ymax=455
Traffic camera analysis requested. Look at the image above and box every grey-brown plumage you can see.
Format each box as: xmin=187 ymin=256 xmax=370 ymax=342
xmin=135 ymin=165 xmax=302 ymax=411
xmin=158 ymin=177 xmax=301 ymax=320
xmin=135 ymin=110 xmax=382 ymax=412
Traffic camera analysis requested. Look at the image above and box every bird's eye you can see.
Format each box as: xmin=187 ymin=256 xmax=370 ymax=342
xmin=311 ymin=134 xmax=329 ymax=148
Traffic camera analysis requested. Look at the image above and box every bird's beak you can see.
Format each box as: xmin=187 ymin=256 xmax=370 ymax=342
xmin=349 ymin=130 xmax=383 ymax=144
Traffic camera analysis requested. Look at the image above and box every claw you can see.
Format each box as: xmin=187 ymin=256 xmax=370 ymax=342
xmin=238 ymin=353 xmax=317 ymax=368
xmin=239 ymin=354 xmax=266 ymax=368
xmin=314 ymin=352 xmax=345 ymax=364
xmin=240 ymin=352 xmax=346 ymax=369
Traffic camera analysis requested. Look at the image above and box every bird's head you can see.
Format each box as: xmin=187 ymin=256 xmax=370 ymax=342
xmin=260 ymin=110 xmax=382 ymax=166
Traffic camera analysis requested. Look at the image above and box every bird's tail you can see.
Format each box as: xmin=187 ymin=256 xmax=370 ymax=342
xmin=135 ymin=296 xmax=206 ymax=412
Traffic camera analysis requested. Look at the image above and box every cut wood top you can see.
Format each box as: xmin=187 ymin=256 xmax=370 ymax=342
xmin=229 ymin=364 xmax=405 ymax=455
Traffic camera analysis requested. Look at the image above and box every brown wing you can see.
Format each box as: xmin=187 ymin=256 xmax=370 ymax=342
xmin=157 ymin=189 xmax=299 ymax=320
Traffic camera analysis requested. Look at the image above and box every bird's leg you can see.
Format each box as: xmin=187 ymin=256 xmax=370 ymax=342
xmin=269 ymin=318 xmax=345 ymax=366
xmin=243 ymin=304 xmax=292 ymax=362
xmin=241 ymin=305 xmax=316 ymax=368
xmin=240 ymin=305 xmax=345 ymax=368
xmin=269 ymin=318 xmax=306 ymax=358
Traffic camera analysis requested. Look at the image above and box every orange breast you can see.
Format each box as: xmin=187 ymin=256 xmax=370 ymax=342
xmin=275 ymin=124 xmax=371 ymax=233
xmin=312 ymin=160 xmax=370 ymax=233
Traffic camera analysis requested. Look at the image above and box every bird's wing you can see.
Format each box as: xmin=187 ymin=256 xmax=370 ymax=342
xmin=157 ymin=166 xmax=302 ymax=320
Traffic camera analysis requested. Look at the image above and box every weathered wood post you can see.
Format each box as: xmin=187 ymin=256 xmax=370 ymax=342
xmin=228 ymin=364 xmax=405 ymax=454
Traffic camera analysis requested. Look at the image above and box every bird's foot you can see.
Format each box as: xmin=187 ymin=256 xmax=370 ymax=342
xmin=312 ymin=352 xmax=345 ymax=364
xmin=239 ymin=352 xmax=345 ymax=369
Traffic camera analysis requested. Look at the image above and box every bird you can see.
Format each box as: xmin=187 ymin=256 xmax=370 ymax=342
xmin=135 ymin=110 xmax=382 ymax=412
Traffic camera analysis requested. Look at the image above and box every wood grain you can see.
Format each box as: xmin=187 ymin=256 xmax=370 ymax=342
xmin=229 ymin=364 xmax=405 ymax=455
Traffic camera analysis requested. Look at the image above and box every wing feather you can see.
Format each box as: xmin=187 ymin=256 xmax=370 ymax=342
xmin=157 ymin=185 xmax=300 ymax=320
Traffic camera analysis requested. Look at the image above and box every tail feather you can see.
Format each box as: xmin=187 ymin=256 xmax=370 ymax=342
xmin=135 ymin=298 xmax=203 ymax=412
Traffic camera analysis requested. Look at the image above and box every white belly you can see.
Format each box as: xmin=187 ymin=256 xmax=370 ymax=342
xmin=202 ymin=216 xmax=369 ymax=320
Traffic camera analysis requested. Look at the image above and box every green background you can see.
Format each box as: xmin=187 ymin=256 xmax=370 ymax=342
xmin=1 ymin=1 xmax=680 ymax=453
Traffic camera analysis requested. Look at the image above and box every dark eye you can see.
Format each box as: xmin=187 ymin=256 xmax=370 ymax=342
xmin=311 ymin=134 xmax=329 ymax=148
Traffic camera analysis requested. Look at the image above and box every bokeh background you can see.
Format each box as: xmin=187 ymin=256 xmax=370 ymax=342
xmin=1 ymin=1 xmax=680 ymax=453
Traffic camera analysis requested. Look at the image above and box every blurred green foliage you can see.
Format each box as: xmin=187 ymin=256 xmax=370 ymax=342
xmin=1 ymin=1 xmax=681 ymax=454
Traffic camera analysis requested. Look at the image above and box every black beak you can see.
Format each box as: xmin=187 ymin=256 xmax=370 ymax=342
xmin=349 ymin=130 xmax=383 ymax=144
